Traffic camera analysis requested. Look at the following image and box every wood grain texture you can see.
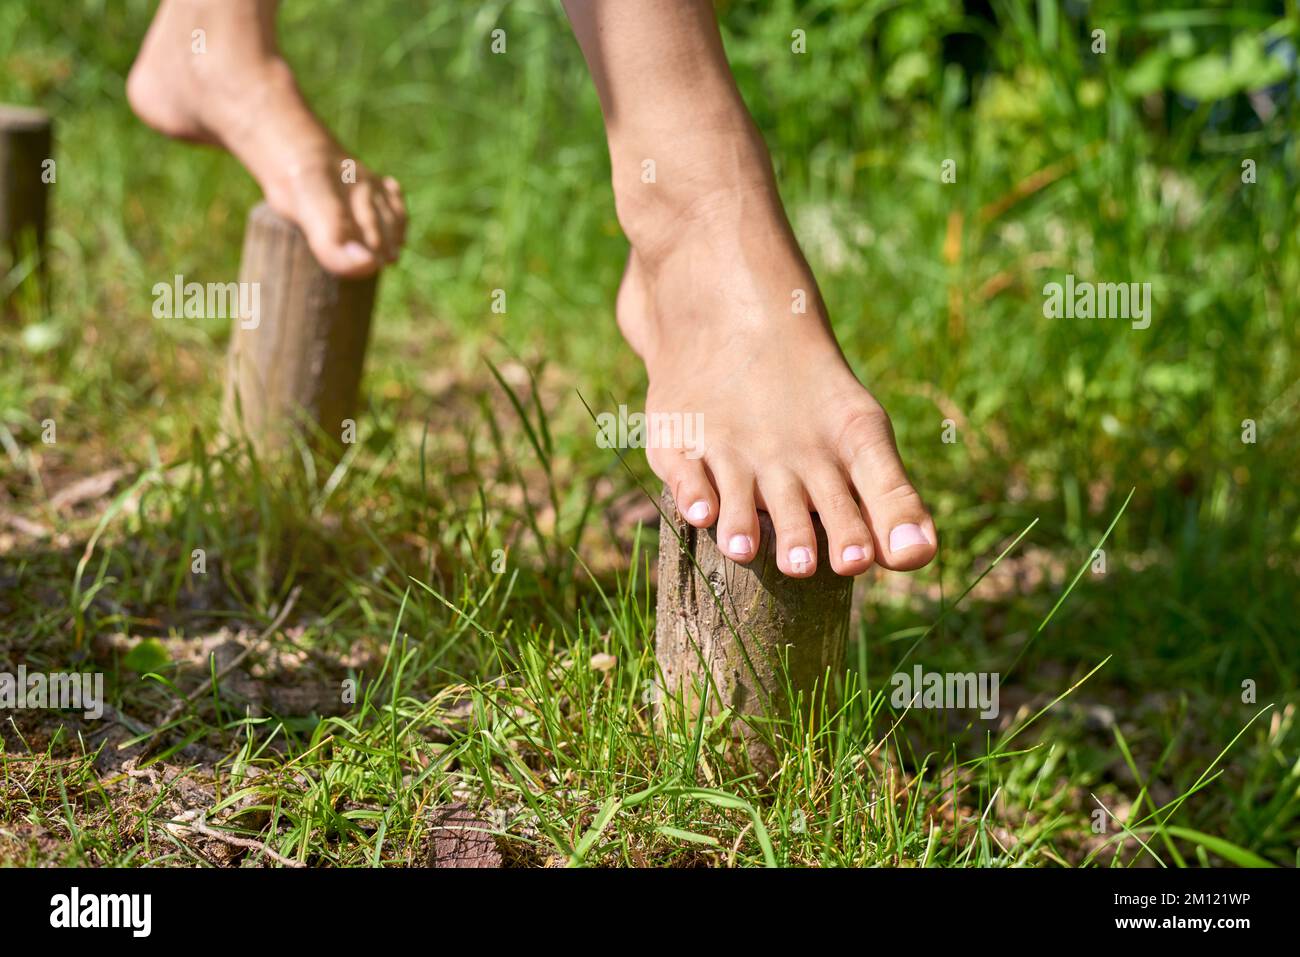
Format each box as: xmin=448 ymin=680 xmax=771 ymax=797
xmin=0 ymin=105 xmax=53 ymax=313
xmin=224 ymin=203 xmax=377 ymax=453
xmin=655 ymin=486 xmax=853 ymax=771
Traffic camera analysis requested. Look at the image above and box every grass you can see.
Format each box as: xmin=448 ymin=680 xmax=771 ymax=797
xmin=1 ymin=0 xmax=1298 ymax=867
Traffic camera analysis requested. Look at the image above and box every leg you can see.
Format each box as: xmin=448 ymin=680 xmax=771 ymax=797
xmin=564 ymin=0 xmax=937 ymax=579
xmin=127 ymin=0 xmax=406 ymax=277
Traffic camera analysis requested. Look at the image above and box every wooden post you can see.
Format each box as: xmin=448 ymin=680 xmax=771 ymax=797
xmin=655 ymin=486 xmax=853 ymax=772
xmin=224 ymin=203 xmax=377 ymax=454
xmin=0 ymin=105 xmax=53 ymax=314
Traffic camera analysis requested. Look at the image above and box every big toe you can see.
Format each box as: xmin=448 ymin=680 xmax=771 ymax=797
xmin=841 ymin=410 xmax=937 ymax=571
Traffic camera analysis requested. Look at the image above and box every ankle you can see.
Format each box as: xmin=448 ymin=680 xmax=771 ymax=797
xmin=608 ymin=125 xmax=783 ymax=260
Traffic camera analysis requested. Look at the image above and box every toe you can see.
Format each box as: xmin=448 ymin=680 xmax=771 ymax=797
xmin=369 ymin=191 xmax=400 ymax=264
xmin=805 ymin=465 xmax=874 ymax=576
xmin=650 ymin=447 xmax=718 ymax=529
xmin=757 ymin=469 xmax=818 ymax=578
xmin=297 ymin=191 xmax=379 ymax=278
xmin=349 ymin=186 xmax=387 ymax=261
xmin=376 ymin=186 xmax=406 ymax=256
xmin=711 ymin=455 xmax=759 ymax=563
xmin=382 ymin=176 xmax=408 ymax=237
xmin=841 ymin=409 xmax=937 ymax=571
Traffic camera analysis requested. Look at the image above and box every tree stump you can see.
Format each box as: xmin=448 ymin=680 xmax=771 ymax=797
xmin=224 ymin=203 xmax=377 ymax=454
xmin=655 ymin=486 xmax=853 ymax=771
xmin=0 ymin=105 xmax=53 ymax=315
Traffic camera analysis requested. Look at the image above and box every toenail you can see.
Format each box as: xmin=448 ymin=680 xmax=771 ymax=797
xmin=889 ymin=523 xmax=931 ymax=552
xmin=727 ymin=534 xmax=753 ymax=557
xmin=686 ymin=500 xmax=710 ymax=522
xmin=343 ymin=241 xmax=371 ymax=264
xmin=842 ymin=545 xmax=867 ymax=562
xmin=789 ymin=546 xmax=813 ymax=570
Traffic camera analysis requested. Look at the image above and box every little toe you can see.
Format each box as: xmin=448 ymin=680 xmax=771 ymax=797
xmin=652 ymin=449 xmax=718 ymax=529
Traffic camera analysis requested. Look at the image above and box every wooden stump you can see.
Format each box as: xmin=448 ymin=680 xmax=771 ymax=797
xmin=0 ymin=105 xmax=53 ymax=314
xmin=224 ymin=203 xmax=377 ymax=454
xmin=655 ymin=487 xmax=853 ymax=771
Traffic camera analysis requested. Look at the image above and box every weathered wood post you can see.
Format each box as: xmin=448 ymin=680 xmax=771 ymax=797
xmin=224 ymin=203 xmax=377 ymax=454
xmin=655 ymin=487 xmax=853 ymax=771
xmin=0 ymin=105 xmax=53 ymax=315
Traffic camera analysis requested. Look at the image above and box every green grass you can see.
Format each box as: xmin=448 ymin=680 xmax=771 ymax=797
xmin=1 ymin=0 xmax=1298 ymax=867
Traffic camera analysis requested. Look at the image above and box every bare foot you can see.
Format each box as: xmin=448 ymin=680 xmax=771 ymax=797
xmin=615 ymin=136 xmax=938 ymax=579
xmin=127 ymin=0 xmax=405 ymax=277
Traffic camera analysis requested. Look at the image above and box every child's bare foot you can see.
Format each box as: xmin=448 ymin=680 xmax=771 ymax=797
xmin=614 ymin=133 xmax=937 ymax=579
xmin=127 ymin=0 xmax=404 ymax=277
